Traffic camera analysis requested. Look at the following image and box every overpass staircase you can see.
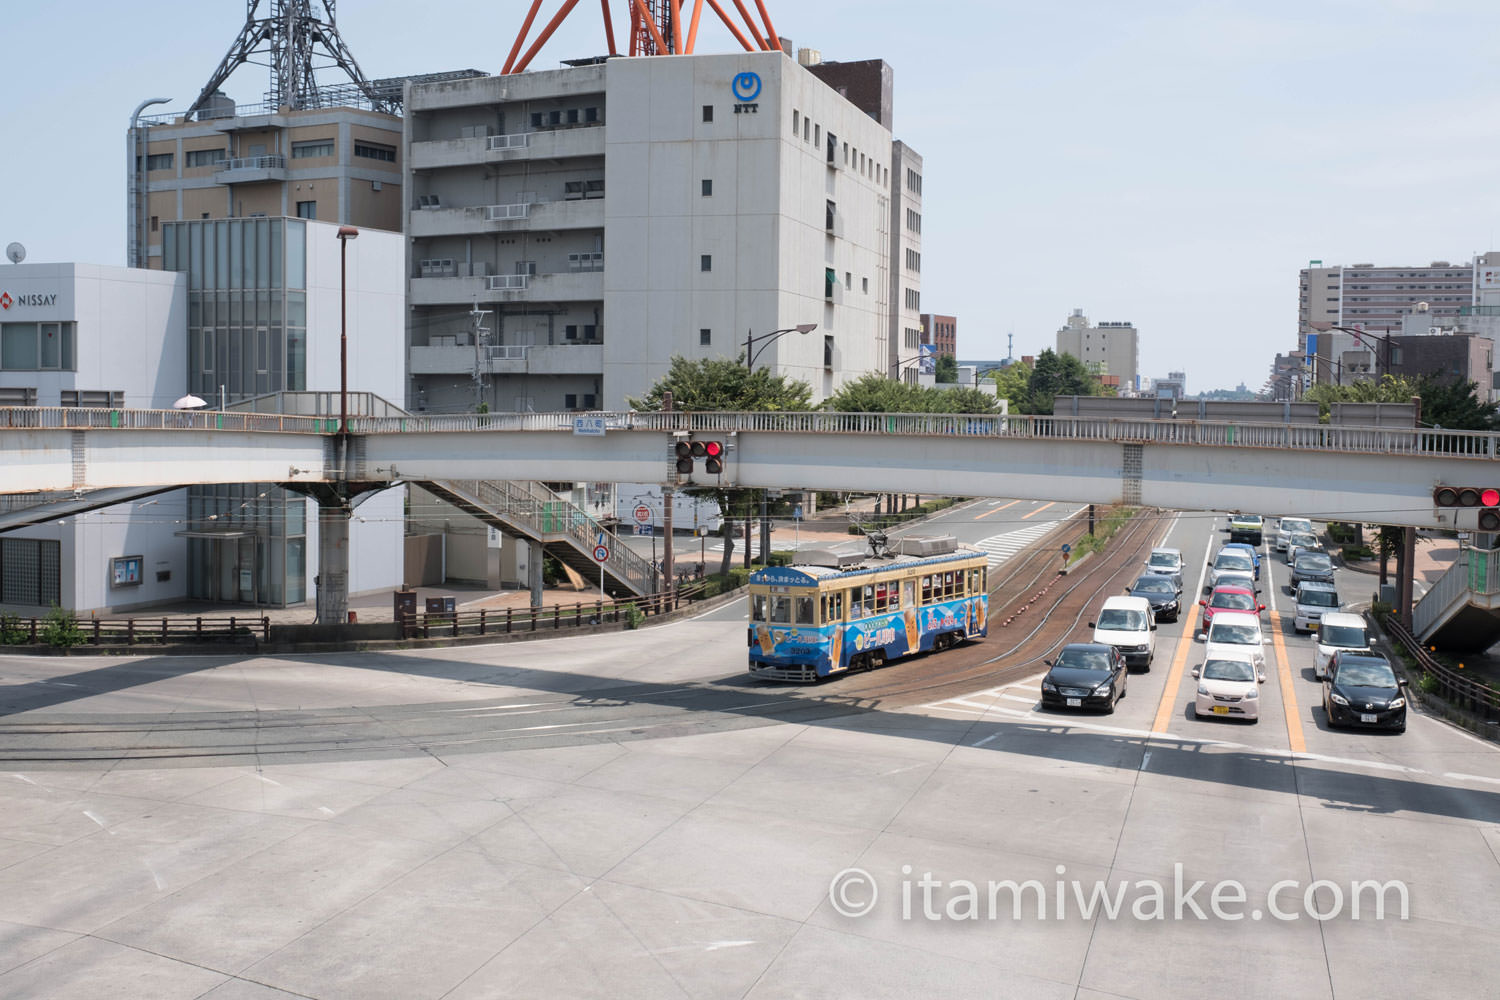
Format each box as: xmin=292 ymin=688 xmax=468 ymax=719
xmin=1412 ymin=545 xmax=1500 ymax=651
xmin=419 ymin=479 xmax=655 ymax=598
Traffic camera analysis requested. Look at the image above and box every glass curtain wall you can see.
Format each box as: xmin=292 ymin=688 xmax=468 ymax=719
xmin=165 ymin=218 xmax=309 ymax=605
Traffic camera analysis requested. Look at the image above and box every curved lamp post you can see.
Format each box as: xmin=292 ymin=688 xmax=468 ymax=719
xmin=745 ymin=323 xmax=817 ymax=369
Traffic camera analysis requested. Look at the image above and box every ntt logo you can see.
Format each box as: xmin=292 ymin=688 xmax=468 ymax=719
xmin=732 ymin=72 xmax=761 ymax=102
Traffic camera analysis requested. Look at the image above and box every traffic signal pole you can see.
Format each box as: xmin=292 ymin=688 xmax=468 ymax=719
xmin=662 ymin=393 xmax=674 ymax=604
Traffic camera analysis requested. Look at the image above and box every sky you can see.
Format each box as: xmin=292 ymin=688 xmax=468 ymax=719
xmin=4 ymin=0 xmax=1499 ymax=392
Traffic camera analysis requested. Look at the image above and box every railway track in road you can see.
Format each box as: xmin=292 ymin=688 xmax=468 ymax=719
xmin=0 ymin=508 xmax=1172 ymax=766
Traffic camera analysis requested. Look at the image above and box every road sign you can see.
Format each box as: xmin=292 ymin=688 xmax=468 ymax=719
xmin=793 ymin=504 xmax=803 ymax=521
xmin=1061 ymin=543 xmax=1072 ymax=553
xmin=633 ymin=503 xmax=652 ymax=524
xmin=634 ymin=524 xmax=653 ymax=536
xmin=596 ymin=530 xmax=608 ymax=547
xmin=593 ymin=544 xmax=610 ymax=562
xmin=572 ymin=415 xmax=606 ymax=436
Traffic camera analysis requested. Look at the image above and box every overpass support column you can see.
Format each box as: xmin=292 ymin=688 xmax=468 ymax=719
xmin=529 ymin=539 xmax=544 ymax=609
xmin=315 ymin=500 xmax=350 ymax=625
xmin=1398 ymin=526 xmax=1416 ymax=630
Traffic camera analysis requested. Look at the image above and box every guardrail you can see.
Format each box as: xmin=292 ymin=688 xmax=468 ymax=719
xmin=1385 ymin=616 xmax=1500 ymax=722
xmin=1 ymin=615 xmax=269 ymax=647
xmin=396 ymin=585 xmax=708 ymax=639
xmin=9 ymin=406 xmax=1500 ymax=461
xmin=0 ymin=407 xmax=330 ymax=433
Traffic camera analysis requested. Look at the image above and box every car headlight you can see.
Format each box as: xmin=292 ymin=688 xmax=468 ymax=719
xmin=1388 ymin=696 xmax=1405 ymax=710
xmin=1330 ymin=691 xmax=1349 ymax=706
xmin=1197 ymin=685 xmax=1210 ymax=696
xmin=1245 ymin=687 xmax=1258 ymax=699
xmin=1042 ymin=681 xmax=1058 ymax=692
xmin=1093 ymin=681 xmax=1113 ymax=696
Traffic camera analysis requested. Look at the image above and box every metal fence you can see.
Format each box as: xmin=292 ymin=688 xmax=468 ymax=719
xmin=395 ymin=585 xmax=708 ymax=639
xmin=1385 ymin=617 xmax=1500 ymax=722
xmin=1 ymin=615 xmax=269 ymax=647
xmin=0 ymin=407 xmax=329 ymax=433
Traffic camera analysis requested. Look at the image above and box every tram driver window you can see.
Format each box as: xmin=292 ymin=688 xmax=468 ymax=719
xmin=771 ymin=596 xmax=791 ymax=624
xmin=795 ymin=596 xmax=816 ymax=625
xmin=751 ymin=594 xmax=767 ymax=622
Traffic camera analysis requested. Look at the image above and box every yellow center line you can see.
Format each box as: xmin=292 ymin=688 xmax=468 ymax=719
xmin=1021 ymin=501 xmax=1057 ymax=520
xmin=1151 ymin=600 xmax=1202 ymax=734
xmin=975 ymin=499 xmax=1022 ymax=520
xmin=1266 ymin=604 xmax=1306 ymax=753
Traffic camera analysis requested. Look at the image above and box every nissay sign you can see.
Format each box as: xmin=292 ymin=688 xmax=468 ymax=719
xmin=0 ymin=291 xmax=59 ymax=310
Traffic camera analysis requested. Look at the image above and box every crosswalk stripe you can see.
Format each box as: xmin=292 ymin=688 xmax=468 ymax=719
xmin=973 ymin=519 xmax=1067 ymax=567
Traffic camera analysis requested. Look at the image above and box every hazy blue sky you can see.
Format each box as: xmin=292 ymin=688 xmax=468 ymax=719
xmin=5 ymin=1 xmax=1498 ymax=391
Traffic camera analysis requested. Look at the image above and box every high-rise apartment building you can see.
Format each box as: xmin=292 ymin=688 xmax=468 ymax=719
xmin=920 ymin=313 xmax=956 ymax=358
xmin=1297 ymin=259 xmax=1474 ymax=349
xmin=403 ymin=51 xmax=901 ymax=412
xmin=1056 ymin=309 xmax=1138 ymax=392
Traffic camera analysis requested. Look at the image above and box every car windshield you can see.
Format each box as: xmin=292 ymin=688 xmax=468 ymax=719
xmin=1134 ymin=578 xmax=1175 ymax=595
xmin=1290 ymin=533 xmax=1319 ymax=548
xmin=1232 ymin=515 xmax=1261 ymax=526
xmin=1320 ymin=625 xmax=1366 ymax=648
xmin=1337 ymin=661 xmax=1397 ymax=688
xmin=1211 ymin=591 xmax=1255 ymax=611
xmin=1203 ymin=659 xmax=1255 ymax=682
xmin=1055 ymin=647 xmax=1113 ymax=672
xmin=1281 ymin=519 xmax=1312 ymax=534
xmin=1209 ymin=623 xmax=1259 ymax=644
xmin=1215 ymin=554 xmax=1253 ymax=572
xmin=1098 ymin=609 xmax=1146 ymax=630
xmin=1148 ymin=553 xmax=1179 ymax=570
xmin=1300 ymin=590 xmax=1339 ymax=608
xmin=1296 ymin=553 xmax=1332 ymax=570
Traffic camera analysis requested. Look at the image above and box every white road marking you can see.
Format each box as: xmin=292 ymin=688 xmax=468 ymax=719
xmin=973 ymin=517 xmax=1079 ymax=567
xmin=250 ymin=773 xmax=282 ymax=786
xmin=972 ymin=732 xmax=1001 ymax=748
xmin=1141 ymin=751 xmax=1152 ymax=771
xmin=1443 ymin=771 xmax=1500 ymax=787
xmin=999 ymin=693 xmax=1038 ymax=705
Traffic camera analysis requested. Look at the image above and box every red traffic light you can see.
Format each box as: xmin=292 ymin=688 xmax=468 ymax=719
xmin=703 ymin=441 xmax=723 ymax=458
xmin=1484 ymin=489 xmax=1500 ymax=507
xmin=1433 ymin=486 xmax=1500 ymax=508
xmin=703 ymin=440 xmax=724 ymax=474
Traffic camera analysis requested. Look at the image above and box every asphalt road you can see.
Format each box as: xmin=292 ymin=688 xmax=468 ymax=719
xmin=0 ymin=504 xmax=1496 ymax=999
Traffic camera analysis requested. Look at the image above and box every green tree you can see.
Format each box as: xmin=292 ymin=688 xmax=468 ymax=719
xmin=988 ymin=361 xmax=1033 ymax=412
xmin=934 ymin=353 xmax=959 ymax=384
xmin=823 ymin=372 xmax=929 ymax=413
xmin=1301 ymin=373 xmax=1418 ymax=419
xmin=1415 ymin=375 xmax=1499 ymax=431
xmin=1023 ymin=349 xmax=1100 ymax=414
xmin=629 ymin=356 xmax=815 ymax=577
xmin=925 ymin=385 xmax=999 ymax=414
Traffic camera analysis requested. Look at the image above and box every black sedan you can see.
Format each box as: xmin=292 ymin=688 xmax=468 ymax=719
xmin=1126 ymin=574 xmax=1180 ymax=622
xmin=1322 ymin=650 xmax=1408 ymax=733
xmin=1041 ymin=642 xmax=1128 ymax=713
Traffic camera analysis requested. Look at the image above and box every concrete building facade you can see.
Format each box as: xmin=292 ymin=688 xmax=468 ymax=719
xmin=1056 ymin=309 xmax=1139 ymax=392
xmin=920 ymin=312 xmax=956 ymax=359
xmin=130 ymin=102 xmax=404 ymax=269
xmin=403 ymin=51 xmax=900 ymax=413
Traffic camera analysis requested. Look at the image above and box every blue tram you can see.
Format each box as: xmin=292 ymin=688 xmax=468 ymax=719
xmin=747 ymin=535 xmax=988 ymax=682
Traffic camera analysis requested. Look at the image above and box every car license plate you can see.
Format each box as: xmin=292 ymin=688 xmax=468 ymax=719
xmin=1066 ymin=697 xmax=1082 ymax=707
xmin=1360 ymin=713 xmax=1378 ymax=723
xmin=1213 ymin=705 xmax=1229 ymax=715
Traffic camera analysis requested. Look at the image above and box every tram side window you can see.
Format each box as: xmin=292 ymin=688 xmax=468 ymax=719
xmin=850 ymin=586 xmax=865 ymax=618
xmin=751 ymin=594 xmax=767 ymax=622
xmin=969 ymin=567 xmax=984 ymax=594
xmin=921 ymin=575 xmax=932 ymax=604
xmin=795 ymin=596 xmax=816 ymax=625
xmin=771 ymin=596 xmax=791 ymax=624
xmin=943 ymin=572 xmax=956 ymax=599
xmin=872 ymin=582 xmax=894 ymax=614
xmin=824 ymin=591 xmax=844 ymax=623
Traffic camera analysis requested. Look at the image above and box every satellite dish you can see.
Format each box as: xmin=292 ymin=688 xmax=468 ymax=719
xmin=5 ymin=242 xmax=24 ymax=264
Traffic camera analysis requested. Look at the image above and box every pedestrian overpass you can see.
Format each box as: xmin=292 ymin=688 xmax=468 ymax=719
xmin=5 ymin=404 xmax=1500 ymax=624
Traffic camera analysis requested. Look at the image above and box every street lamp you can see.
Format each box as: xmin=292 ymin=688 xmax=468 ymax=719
xmin=745 ymin=323 xmax=817 ymax=369
xmin=1326 ymin=325 xmax=1396 ymax=378
xmin=336 ymin=225 xmax=359 ymax=433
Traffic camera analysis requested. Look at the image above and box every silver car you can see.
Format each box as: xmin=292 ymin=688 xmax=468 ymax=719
xmin=1276 ymin=517 xmax=1314 ymax=552
xmin=1145 ymin=547 xmax=1185 ymax=593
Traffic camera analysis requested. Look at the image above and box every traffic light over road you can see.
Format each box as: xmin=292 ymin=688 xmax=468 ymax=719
xmin=1433 ymin=486 xmax=1500 ymax=530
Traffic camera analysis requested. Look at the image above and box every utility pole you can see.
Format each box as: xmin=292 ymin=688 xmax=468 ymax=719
xmin=469 ymin=297 xmax=492 ymax=412
xmin=662 ymin=392 xmax=674 ymax=605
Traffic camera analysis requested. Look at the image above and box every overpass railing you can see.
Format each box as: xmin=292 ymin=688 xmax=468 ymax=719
xmin=0 ymin=407 xmax=329 ymax=433
xmin=6 ymin=407 xmax=1498 ymax=459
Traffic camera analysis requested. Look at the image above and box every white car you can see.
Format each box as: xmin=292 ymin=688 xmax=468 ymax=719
xmin=1276 ymin=517 xmax=1314 ymax=553
xmin=1313 ymin=611 xmax=1370 ymax=679
xmin=1089 ymin=595 xmax=1157 ymax=670
xmin=1192 ymin=650 xmax=1264 ymax=721
xmin=1197 ymin=610 xmax=1268 ymax=671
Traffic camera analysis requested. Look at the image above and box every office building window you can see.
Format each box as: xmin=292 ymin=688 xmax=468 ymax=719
xmin=353 ymin=141 xmax=396 ymax=162
xmin=701 ymin=255 xmax=712 ymax=272
xmin=185 ymin=148 xmax=226 ymax=167
xmin=792 ymin=110 xmax=799 ymax=135
xmin=1 ymin=322 xmax=76 ymax=371
xmin=146 ymin=153 xmax=173 ymax=171
xmin=0 ymin=537 xmax=61 ymax=607
xmin=702 ymin=105 xmax=714 ymax=122
xmin=296 ymin=201 xmax=316 ymax=219
xmin=702 ymin=179 xmax=712 ymax=196
xmin=584 ymin=106 xmax=599 ymax=122
xmin=700 ymin=328 xmax=711 ymax=346
xmin=291 ymin=140 xmax=334 ymax=158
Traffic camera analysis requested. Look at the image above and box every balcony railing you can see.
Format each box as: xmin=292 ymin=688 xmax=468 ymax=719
xmin=487 ymin=274 xmax=530 ymax=291
xmin=219 ymin=155 xmax=286 ymax=171
xmin=484 ymin=203 xmax=530 ymax=221
xmin=487 ymin=133 xmax=530 ymax=151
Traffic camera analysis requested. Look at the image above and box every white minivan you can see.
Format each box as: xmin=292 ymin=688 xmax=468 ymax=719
xmin=1089 ymin=595 xmax=1156 ymax=670
xmin=1313 ymin=611 xmax=1370 ymax=679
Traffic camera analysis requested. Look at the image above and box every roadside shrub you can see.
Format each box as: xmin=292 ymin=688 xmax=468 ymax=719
xmin=40 ymin=604 xmax=85 ymax=649
xmin=624 ymin=604 xmax=646 ymax=630
xmin=1419 ymin=672 xmax=1440 ymax=695
xmin=0 ymin=614 xmax=27 ymax=645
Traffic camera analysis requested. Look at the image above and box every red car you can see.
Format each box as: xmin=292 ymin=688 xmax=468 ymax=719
xmin=1198 ymin=585 xmax=1264 ymax=626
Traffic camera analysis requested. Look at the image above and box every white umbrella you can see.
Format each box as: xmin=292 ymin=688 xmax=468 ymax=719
xmin=172 ymin=394 xmax=207 ymax=409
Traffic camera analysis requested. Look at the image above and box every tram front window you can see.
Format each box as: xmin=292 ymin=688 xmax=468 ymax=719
xmin=751 ymin=594 xmax=767 ymax=622
xmin=795 ymin=596 xmax=816 ymax=625
xmin=770 ymin=596 xmax=791 ymax=624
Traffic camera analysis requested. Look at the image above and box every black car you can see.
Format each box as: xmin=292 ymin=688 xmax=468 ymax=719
xmin=1126 ymin=574 xmax=1180 ymax=622
xmin=1322 ymin=650 xmax=1407 ymax=732
xmin=1041 ymin=642 xmax=1127 ymax=713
